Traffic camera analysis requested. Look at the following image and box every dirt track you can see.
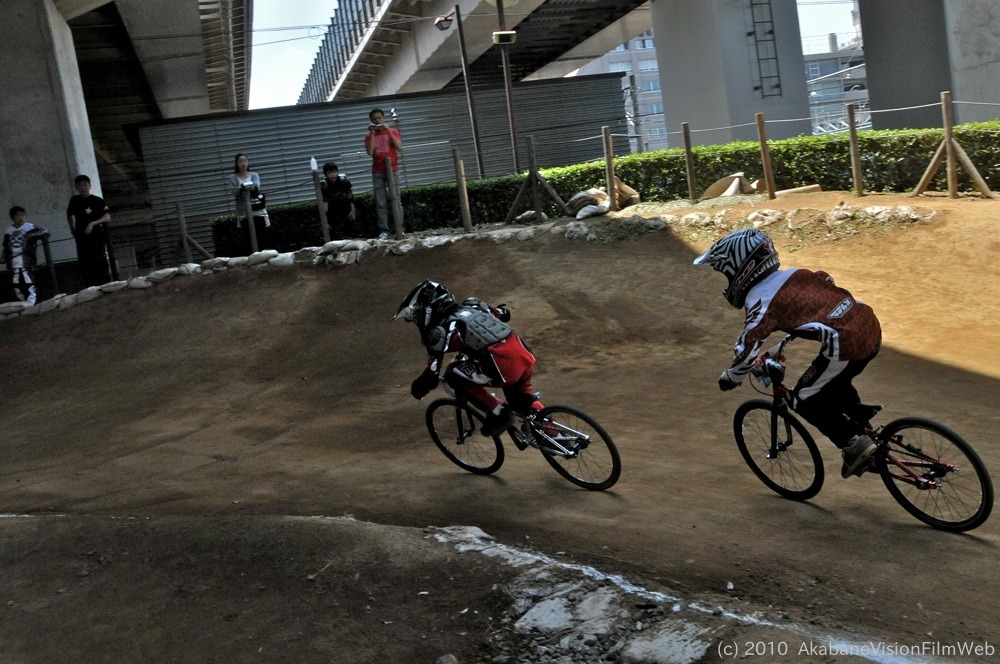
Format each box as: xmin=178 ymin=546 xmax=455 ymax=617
xmin=1 ymin=192 xmax=998 ymax=662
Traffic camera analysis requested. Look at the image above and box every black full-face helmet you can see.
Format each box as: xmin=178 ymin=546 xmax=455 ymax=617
xmin=393 ymin=280 xmax=456 ymax=330
xmin=693 ymin=228 xmax=780 ymax=308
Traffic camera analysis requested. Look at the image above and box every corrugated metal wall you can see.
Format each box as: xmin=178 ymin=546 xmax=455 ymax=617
xmin=138 ymin=73 xmax=630 ymax=265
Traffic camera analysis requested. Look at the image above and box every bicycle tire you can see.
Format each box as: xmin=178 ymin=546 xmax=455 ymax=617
xmin=425 ymin=398 xmax=504 ymax=475
xmin=734 ymin=399 xmax=825 ymax=501
xmin=877 ymin=417 xmax=993 ymax=532
xmin=536 ymin=405 xmax=621 ymax=491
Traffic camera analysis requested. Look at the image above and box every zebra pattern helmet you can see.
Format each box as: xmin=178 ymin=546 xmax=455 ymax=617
xmin=693 ymin=228 xmax=780 ymax=308
xmin=393 ymin=280 xmax=456 ymax=329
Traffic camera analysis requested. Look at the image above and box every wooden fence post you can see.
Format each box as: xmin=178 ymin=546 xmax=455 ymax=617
xmin=942 ymin=90 xmax=958 ymax=199
xmin=755 ymin=113 xmax=777 ymax=200
xmin=913 ymin=90 xmax=994 ymax=199
xmin=312 ymin=168 xmax=331 ymax=243
xmin=503 ymin=136 xmax=571 ymax=224
xmin=174 ymin=203 xmax=213 ymax=261
xmin=240 ymin=187 xmax=259 ymax=253
xmin=952 ymin=138 xmax=996 ymax=198
xmin=528 ymin=137 xmax=545 ymax=222
xmin=913 ymin=141 xmax=946 ymax=197
xmin=104 ymin=228 xmax=119 ymax=281
xmin=177 ymin=202 xmax=193 ymax=264
xmin=602 ymin=126 xmax=618 ymax=211
xmin=41 ymin=236 xmax=59 ymax=295
xmin=682 ymin=122 xmax=698 ymax=202
xmin=452 ymin=148 xmax=473 ymax=232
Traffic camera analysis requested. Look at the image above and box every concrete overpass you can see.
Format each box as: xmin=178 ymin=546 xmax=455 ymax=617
xmin=298 ymin=0 xmax=656 ymax=102
xmin=298 ymin=0 xmax=814 ymax=147
xmin=0 ymin=0 xmax=251 ymax=265
xmin=300 ymin=0 xmax=1000 ymax=146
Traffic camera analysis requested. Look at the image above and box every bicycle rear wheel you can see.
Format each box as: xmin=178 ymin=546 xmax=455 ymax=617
xmin=878 ymin=417 xmax=993 ymax=532
xmin=536 ymin=405 xmax=621 ymax=491
xmin=426 ymin=398 xmax=504 ymax=475
xmin=734 ymin=399 xmax=824 ymax=501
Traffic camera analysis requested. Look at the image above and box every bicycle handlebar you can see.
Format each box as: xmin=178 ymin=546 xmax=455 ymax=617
xmin=749 ymin=334 xmax=798 ymax=393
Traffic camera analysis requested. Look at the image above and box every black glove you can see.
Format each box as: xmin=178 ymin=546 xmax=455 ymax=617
xmin=718 ymin=370 xmax=741 ymax=391
xmin=719 ymin=377 xmax=740 ymax=391
xmin=411 ymin=369 xmax=439 ymax=400
xmin=493 ymin=304 xmax=511 ymax=323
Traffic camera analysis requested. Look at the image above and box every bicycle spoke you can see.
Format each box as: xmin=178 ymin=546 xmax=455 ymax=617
xmin=537 ymin=406 xmax=621 ymax=491
xmin=747 ymin=416 xmax=811 ymax=487
xmin=426 ymin=399 xmax=504 ymax=475
xmin=734 ymin=400 xmax=824 ymax=501
xmin=879 ymin=418 xmax=993 ymax=532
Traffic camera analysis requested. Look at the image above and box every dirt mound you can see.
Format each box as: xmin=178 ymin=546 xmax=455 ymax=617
xmin=1 ymin=191 xmax=998 ymax=663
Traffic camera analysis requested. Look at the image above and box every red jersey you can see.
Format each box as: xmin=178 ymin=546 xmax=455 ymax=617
xmin=365 ymin=127 xmax=401 ymax=173
xmin=727 ymin=268 xmax=882 ymax=379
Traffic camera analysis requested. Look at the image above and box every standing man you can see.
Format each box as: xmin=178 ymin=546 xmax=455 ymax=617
xmin=66 ymin=174 xmax=112 ymax=287
xmin=364 ymin=108 xmax=403 ymax=240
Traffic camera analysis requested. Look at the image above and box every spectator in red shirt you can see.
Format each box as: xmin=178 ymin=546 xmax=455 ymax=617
xmin=364 ymin=108 xmax=403 ymax=240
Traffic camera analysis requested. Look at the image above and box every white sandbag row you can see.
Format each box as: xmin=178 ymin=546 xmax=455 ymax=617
xmin=2 ymin=205 xmax=935 ymax=323
xmin=0 ymin=224 xmax=573 ymax=322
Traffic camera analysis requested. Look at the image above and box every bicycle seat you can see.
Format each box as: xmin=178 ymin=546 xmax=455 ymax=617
xmin=509 ymin=392 xmax=543 ymax=416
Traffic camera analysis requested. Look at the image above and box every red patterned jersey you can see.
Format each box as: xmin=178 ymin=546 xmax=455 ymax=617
xmin=727 ymin=268 xmax=881 ymax=379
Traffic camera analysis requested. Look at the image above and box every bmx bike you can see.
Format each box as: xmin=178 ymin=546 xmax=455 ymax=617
xmin=424 ymin=383 xmax=621 ymax=491
xmin=733 ymin=334 xmax=993 ymax=532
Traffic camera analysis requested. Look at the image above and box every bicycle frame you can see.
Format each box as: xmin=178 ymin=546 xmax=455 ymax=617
xmin=735 ymin=334 xmax=991 ymax=530
xmin=877 ymin=431 xmax=952 ymax=490
xmin=509 ymin=410 xmax=590 ymax=457
xmin=444 ymin=383 xmax=587 ymax=458
xmin=750 ymin=337 xmax=799 ymax=461
xmin=752 ymin=334 xmax=946 ymax=488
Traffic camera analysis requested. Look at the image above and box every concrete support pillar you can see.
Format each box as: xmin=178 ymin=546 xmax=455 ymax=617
xmin=0 ymin=0 xmax=101 ymax=262
xmin=651 ymin=0 xmax=810 ymax=147
xmin=858 ymin=0 xmax=951 ymax=130
xmin=941 ymin=0 xmax=1000 ymax=123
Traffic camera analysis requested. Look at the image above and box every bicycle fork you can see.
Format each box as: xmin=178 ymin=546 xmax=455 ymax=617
xmin=768 ymin=404 xmax=795 ymax=459
xmin=452 ymin=407 xmax=478 ymax=446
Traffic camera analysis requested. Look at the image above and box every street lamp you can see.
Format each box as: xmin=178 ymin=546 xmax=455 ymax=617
xmin=435 ymin=5 xmax=485 ymax=178
xmin=485 ymin=0 xmax=521 ymax=171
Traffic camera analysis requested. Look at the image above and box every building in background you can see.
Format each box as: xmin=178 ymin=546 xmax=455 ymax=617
xmin=573 ymin=30 xmax=669 ymax=153
xmin=804 ymin=47 xmax=868 ymax=135
xmin=573 ymin=1 xmax=868 ymax=152
xmin=803 ymin=1 xmax=869 ymax=134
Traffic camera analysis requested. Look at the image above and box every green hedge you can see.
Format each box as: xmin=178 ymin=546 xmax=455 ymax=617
xmin=212 ymin=121 xmax=1000 ymax=255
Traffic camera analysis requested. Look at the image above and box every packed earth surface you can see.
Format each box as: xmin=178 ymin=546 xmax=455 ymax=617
xmin=1 ymin=191 xmax=998 ymax=663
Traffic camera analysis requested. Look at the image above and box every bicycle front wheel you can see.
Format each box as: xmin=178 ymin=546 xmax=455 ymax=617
xmin=878 ymin=417 xmax=993 ymax=532
xmin=536 ymin=405 xmax=621 ymax=491
xmin=734 ymin=399 xmax=825 ymax=501
xmin=426 ymin=398 xmax=504 ymax=475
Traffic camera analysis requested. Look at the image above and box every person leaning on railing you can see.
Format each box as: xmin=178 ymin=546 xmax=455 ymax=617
xmin=228 ymin=152 xmax=271 ymax=254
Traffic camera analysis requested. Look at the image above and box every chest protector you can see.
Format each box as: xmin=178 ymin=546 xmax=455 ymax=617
xmin=453 ymin=307 xmax=512 ymax=351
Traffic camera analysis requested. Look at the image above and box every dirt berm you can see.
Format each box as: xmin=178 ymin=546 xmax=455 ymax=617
xmin=1 ymin=191 xmax=998 ymax=663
